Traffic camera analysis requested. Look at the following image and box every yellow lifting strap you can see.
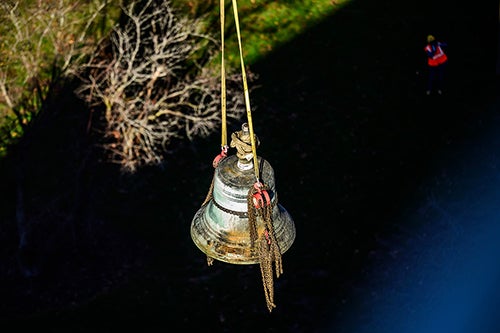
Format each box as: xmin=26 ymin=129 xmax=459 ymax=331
xmin=220 ymin=0 xmax=227 ymax=149
xmin=220 ymin=0 xmax=260 ymax=182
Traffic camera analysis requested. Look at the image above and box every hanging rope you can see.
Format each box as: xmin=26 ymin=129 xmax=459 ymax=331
xmin=247 ymin=182 xmax=283 ymax=312
xmin=200 ymin=1 xmax=229 ymax=267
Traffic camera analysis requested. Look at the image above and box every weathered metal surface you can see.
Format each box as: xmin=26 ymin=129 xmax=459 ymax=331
xmin=190 ymin=155 xmax=296 ymax=264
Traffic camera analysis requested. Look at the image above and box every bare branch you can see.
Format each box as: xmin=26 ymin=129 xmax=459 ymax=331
xmin=77 ymin=0 xmax=250 ymax=172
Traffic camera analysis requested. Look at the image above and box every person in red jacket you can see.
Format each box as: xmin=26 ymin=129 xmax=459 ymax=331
xmin=424 ymin=35 xmax=448 ymax=95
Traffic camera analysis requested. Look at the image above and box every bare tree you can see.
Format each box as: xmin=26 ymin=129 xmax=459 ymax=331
xmin=76 ymin=0 xmax=248 ymax=172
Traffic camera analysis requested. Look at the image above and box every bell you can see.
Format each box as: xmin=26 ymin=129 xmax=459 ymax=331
xmin=190 ymin=124 xmax=296 ymax=265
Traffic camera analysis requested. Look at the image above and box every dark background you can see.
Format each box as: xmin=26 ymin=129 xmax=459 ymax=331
xmin=1 ymin=1 xmax=498 ymax=332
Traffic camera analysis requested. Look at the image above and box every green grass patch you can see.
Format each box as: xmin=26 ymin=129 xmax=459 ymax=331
xmin=234 ymin=0 xmax=349 ymax=65
xmin=173 ymin=0 xmax=351 ymax=68
xmin=0 ymin=1 xmax=120 ymax=158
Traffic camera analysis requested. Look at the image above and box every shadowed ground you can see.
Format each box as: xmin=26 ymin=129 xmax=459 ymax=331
xmin=0 ymin=1 xmax=498 ymax=332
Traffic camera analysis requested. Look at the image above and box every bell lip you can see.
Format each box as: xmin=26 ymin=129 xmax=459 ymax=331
xmin=190 ymin=202 xmax=296 ymax=266
xmin=190 ymin=228 xmax=296 ymax=266
xmin=190 ymin=220 xmax=261 ymax=265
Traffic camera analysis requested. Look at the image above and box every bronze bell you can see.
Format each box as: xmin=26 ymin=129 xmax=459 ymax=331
xmin=190 ymin=124 xmax=296 ymax=265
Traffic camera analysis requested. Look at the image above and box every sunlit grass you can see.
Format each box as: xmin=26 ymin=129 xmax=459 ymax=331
xmin=0 ymin=1 xmax=120 ymax=158
xmin=223 ymin=0 xmax=351 ymax=66
xmin=172 ymin=0 xmax=352 ymax=68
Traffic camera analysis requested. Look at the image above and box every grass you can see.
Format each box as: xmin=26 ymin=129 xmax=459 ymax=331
xmin=229 ymin=0 xmax=350 ymax=65
xmin=173 ymin=0 xmax=351 ymax=68
xmin=0 ymin=1 xmax=120 ymax=158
